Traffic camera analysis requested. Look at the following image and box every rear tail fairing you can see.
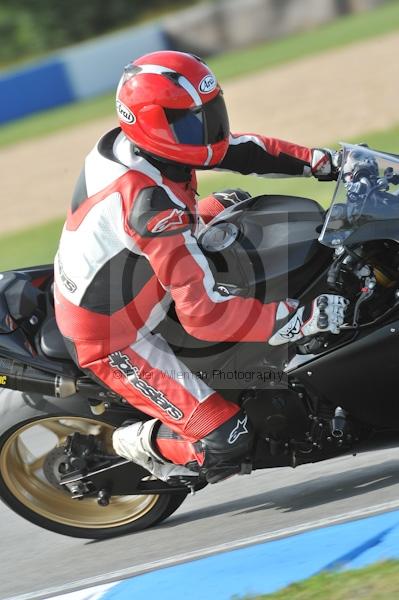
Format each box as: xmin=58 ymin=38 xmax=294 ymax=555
xmin=0 ymin=266 xmax=78 ymax=377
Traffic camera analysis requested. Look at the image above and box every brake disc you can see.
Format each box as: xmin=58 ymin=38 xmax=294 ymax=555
xmin=43 ymin=446 xmax=70 ymax=489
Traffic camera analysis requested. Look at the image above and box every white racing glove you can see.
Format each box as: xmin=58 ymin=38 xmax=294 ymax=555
xmin=312 ymin=148 xmax=341 ymax=181
xmin=269 ymin=294 xmax=349 ymax=346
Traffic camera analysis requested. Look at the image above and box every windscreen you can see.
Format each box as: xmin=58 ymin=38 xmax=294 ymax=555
xmin=318 ymin=144 xmax=399 ymax=248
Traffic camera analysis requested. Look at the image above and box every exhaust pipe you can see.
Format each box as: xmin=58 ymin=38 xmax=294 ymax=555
xmin=0 ymin=357 xmax=76 ymax=398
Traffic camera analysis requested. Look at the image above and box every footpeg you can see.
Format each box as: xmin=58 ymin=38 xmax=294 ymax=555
xmin=167 ymin=475 xmax=200 ymax=495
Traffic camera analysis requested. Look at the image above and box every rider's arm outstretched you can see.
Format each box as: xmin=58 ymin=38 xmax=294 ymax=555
xmin=219 ymin=132 xmax=339 ymax=180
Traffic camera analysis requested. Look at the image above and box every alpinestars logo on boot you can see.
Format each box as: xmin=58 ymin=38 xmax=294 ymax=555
xmin=228 ymin=415 xmax=249 ymax=444
xmin=108 ymin=351 xmax=183 ymax=420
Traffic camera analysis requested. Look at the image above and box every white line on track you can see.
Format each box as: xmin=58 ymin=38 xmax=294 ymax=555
xmin=8 ymin=498 xmax=399 ymax=600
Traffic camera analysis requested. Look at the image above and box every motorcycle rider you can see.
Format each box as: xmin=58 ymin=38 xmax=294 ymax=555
xmin=54 ymin=51 xmax=347 ymax=484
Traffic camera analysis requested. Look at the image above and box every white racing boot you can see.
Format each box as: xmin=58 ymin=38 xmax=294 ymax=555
xmin=112 ymin=419 xmax=198 ymax=482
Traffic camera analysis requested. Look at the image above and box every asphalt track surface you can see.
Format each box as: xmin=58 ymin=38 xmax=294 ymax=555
xmin=2 ymin=444 xmax=399 ymax=600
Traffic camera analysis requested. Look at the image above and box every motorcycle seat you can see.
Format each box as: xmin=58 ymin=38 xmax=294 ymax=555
xmin=40 ymin=317 xmax=71 ymax=360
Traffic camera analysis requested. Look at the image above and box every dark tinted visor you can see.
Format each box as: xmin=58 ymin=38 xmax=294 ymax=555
xmin=165 ymin=93 xmax=229 ymax=146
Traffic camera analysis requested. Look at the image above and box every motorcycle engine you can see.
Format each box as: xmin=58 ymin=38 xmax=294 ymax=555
xmin=242 ymin=387 xmax=308 ymax=442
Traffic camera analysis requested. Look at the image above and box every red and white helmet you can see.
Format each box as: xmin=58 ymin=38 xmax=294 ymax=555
xmin=116 ymin=51 xmax=230 ymax=168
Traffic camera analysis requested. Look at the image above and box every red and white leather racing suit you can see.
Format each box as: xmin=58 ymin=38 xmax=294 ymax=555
xmin=54 ymin=127 xmax=318 ymax=467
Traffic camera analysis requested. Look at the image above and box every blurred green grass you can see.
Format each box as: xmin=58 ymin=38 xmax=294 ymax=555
xmin=1 ymin=124 xmax=398 ymax=272
xmin=211 ymin=0 xmax=399 ymax=79
xmin=1 ymin=0 xmax=399 ymax=149
xmin=246 ymin=561 xmax=399 ymax=599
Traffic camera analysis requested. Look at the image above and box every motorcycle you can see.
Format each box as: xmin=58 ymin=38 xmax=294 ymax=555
xmin=1 ymin=143 xmax=399 ymax=539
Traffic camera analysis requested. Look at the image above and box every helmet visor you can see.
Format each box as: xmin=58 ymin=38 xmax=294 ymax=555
xmin=165 ymin=93 xmax=229 ymax=146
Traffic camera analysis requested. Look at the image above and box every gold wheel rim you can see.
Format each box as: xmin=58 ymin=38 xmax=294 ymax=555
xmin=0 ymin=416 xmax=159 ymax=529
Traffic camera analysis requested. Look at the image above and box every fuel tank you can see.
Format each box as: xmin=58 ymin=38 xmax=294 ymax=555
xmin=198 ymin=194 xmax=332 ymax=301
